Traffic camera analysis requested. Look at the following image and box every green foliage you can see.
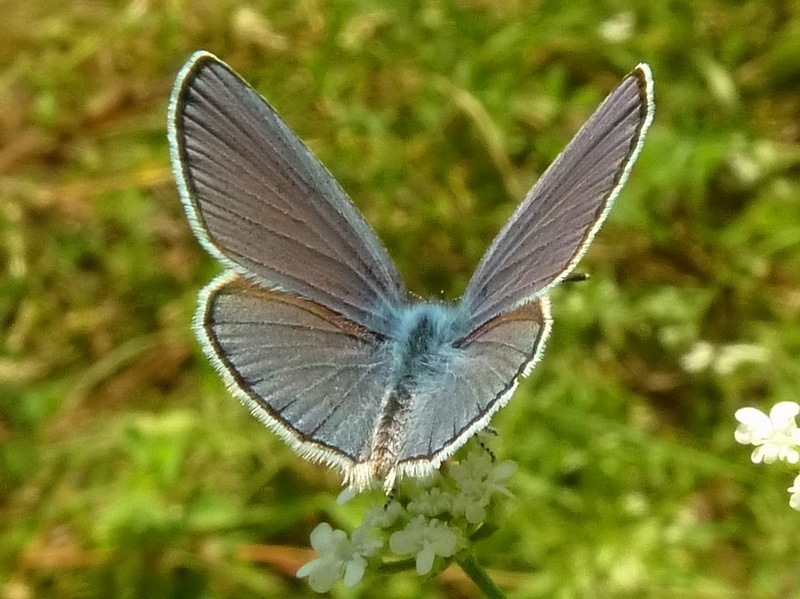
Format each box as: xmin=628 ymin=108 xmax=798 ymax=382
xmin=1 ymin=0 xmax=799 ymax=596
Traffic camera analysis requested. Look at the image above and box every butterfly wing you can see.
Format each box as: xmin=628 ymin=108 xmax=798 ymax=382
xmin=168 ymin=51 xmax=405 ymax=333
xmin=460 ymin=64 xmax=654 ymax=331
xmin=198 ymin=273 xmax=393 ymax=474
xmin=394 ymin=300 xmax=551 ymax=477
xmin=394 ymin=65 xmax=654 ymax=473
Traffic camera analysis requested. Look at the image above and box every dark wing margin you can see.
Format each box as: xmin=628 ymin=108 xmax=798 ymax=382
xmin=168 ymin=51 xmax=405 ymax=334
xmin=460 ymin=64 xmax=654 ymax=331
xmin=196 ymin=273 xmax=394 ymax=475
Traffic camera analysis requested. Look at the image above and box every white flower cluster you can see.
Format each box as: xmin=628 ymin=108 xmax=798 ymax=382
xmin=735 ymin=401 xmax=800 ymax=509
xmin=681 ymin=341 xmax=769 ymax=375
xmin=296 ymin=450 xmax=516 ymax=593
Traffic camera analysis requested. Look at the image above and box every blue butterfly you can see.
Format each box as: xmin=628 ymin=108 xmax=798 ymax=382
xmin=168 ymin=52 xmax=654 ymax=492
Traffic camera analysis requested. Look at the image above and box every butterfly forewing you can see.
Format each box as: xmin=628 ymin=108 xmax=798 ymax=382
xmin=169 ymin=52 xmax=405 ymax=333
xmin=199 ymin=274 xmax=393 ymax=469
xmin=461 ymin=65 xmax=654 ymax=331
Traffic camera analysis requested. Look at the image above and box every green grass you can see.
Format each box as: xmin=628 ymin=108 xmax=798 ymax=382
xmin=2 ymin=0 xmax=800 ymax=597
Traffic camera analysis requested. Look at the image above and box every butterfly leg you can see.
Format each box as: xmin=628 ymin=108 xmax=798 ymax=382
xmin=477 ymin=428 xmax=498 ymax=462
xmin=383 ymin=488 xmax=396 ymax=510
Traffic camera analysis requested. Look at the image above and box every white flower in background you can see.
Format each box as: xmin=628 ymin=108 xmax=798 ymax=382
xmin=680 ymin=340 xmax=769 ymax=375
xmin=450 ymin=451 xmax=516 ymax=523
xmin=788 ymin=475 xmax=800 ymax=511
xmin=734 ymin=402 xmax=800 ymax=464
xmin=296 ymin=522 xmax=381 ymax=592
xmin=598 ymin=11 xmax=634 ymax=43
xmin=389 ymin=516 xmax=460 ymax=575
xmin=680 ymin=341 xmax=715 ymax=373
xmin=714 ymin=343 xmax=769 ymax=375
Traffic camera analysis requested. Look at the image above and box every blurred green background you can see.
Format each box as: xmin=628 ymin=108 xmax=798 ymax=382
xmin=2 ymin=0 xmax=800 ymax=597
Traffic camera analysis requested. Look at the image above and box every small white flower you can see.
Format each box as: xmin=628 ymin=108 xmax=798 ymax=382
xmin=449 ymin=452 xmax=516 ymax=523
xmin=598 ymin=11 xmax=635 ymax=43
xmin=680 ymin=341 xmax=715 ymax=373
xmin=681 ymin=340 xmax=769 ymax=375
xmin=788 ymin=474 xmax=800 ymax=511
xmin=360 ymin=500 xmax=404 ymax=530
xmin=714 ymin=343 xmax=769 ymax=375
xmin=407 ymin=487 xmax=454 ymax=517
xmin=296 ymin=522 xmax=380 ymax=592
xmin=734 ymin=402 xmax=800 ymax=464
xmin=349 ymin=508 xmax=390 ymax=562
xmin=389 ymin=516 xmax=459 ymax=575
xmin=349 ymin=528 xmax=383 ymax=570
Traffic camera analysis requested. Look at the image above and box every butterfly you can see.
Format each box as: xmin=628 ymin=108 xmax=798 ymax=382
xmin=168 ymin=52 xmax=653 ymax=492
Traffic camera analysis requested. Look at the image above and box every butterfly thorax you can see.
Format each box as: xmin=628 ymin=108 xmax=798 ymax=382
xmin=366 ymin=303 xmax=467 ymax=488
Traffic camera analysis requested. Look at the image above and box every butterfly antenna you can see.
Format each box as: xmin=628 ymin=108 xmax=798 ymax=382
xmin=563 ymin=272 xmax=590 ymax=283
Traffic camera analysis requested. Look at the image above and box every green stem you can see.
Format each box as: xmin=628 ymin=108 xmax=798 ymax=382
xmin=456 ymin=553 xmax=507 ymax=599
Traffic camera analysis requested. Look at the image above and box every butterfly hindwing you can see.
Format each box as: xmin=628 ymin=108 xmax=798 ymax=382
xmin=198 ymin=273 xmax=394 ymax=473
xmin=395 ymin=300 xmax=551 ymax=477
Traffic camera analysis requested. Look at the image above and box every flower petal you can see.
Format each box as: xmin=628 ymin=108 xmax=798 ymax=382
xmin=734 ymin=407 xmax=770 ymax=428
xmin=336 ymin=486 xmax=358 ymax=505
xmin=750 ymin=446 xmax=767 ymax=464
xmin=430 ymin=525 xmax=458 ymax=557
xmin=308 ymin=523 xmax=335 ymax=552
xmin=308 ymin=561 xmax=342 ymax=593
xmin=769 ymin=402 xmax=800 ymax=429
xmin=465 ymin=501 xmax=486 ymax=525
xmin=734 ymin=424 xmax=757 ymax=445
xmin=389 ymin=528 xmax=417 ymax=555
xmin=296 ymin=558 xmax=321 ymax=579
xmin=343 ymin=556 xmax=366 ymax=587
xmin=753 ymin=444 xmax=780 ymax=464
xmin=780 ymin=446 xmax=800 ymax=464
xmin=492 ymin=460 xmax=517 ymax=480
xmin=297 ymin=555 xmax=343 ymax=593
xmin=416 ymin=546 xmax=436 ymax=575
